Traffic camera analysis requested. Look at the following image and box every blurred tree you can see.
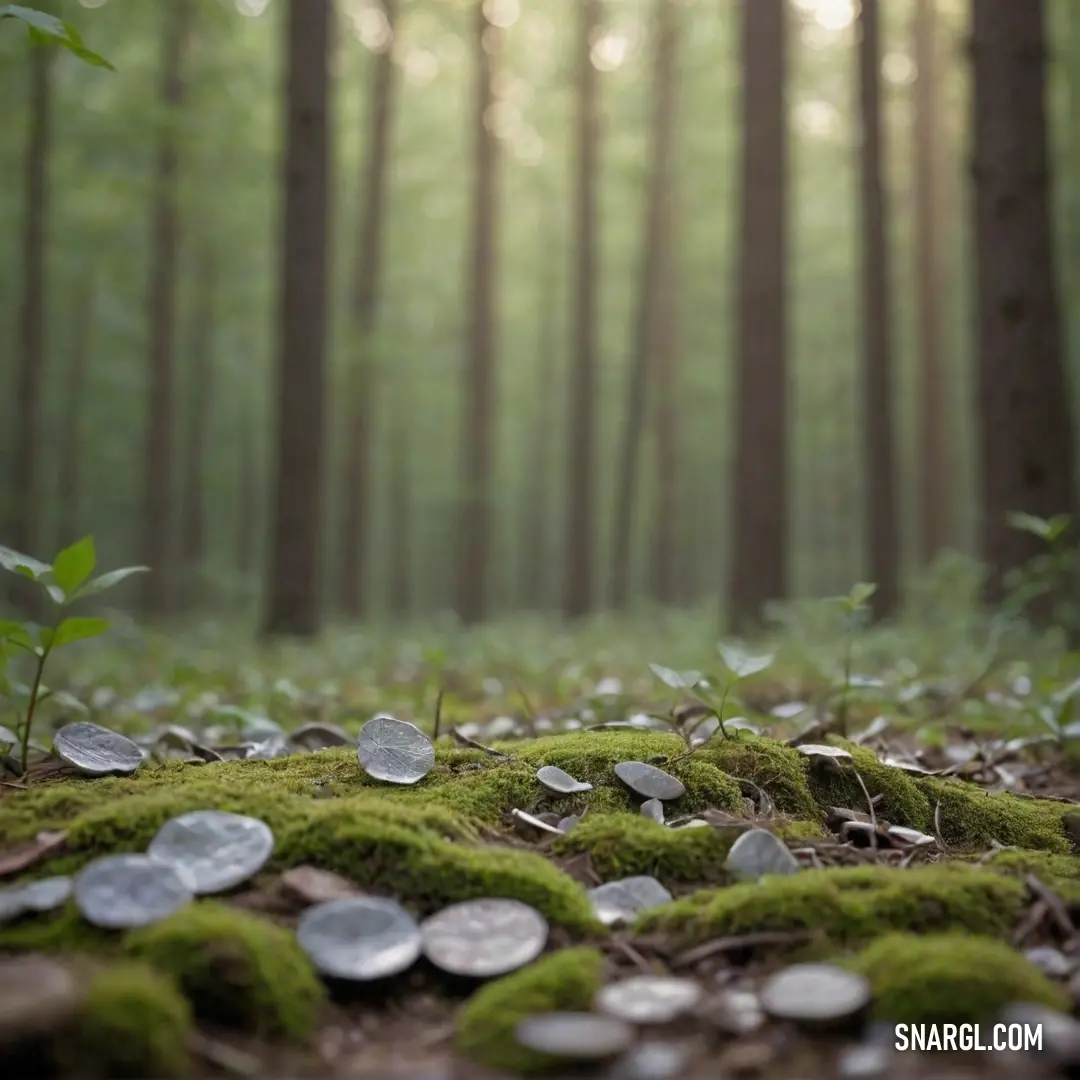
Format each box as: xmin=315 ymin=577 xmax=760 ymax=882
xmin=262 ymin=0 xmax=333 ymax=637
xmin=972 ymin=0 xmax=1077 ymax=605
xmin=56 ymin=282 xmax=93 ymax=548
xmin=728 ymin=0 xmax=789 ymax=630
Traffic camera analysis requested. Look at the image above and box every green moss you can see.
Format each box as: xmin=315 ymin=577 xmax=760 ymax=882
xmin=55 ymin=962 xmax=192 ymax=1079
xmin=0 ymin=903 xmax=119 ymax=953
xmin=455 ymin=948 xmax=605 ymax=1075
xmin=847 ymin=933 xmax=1070 ymax=1023
xmin=124 ymin=902 xmax=324 ymax=1039
xmin=981 ymin=848 xmax=1080 ymax=883
xmin=635 ymin=864 xmax=1028 ymax=948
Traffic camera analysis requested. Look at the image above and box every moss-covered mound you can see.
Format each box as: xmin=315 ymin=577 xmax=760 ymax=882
xmin=847 ymin=933 xmax=1071 ymax=1024
xmin=454 ymin=947 xmax=606 ymax=1075
xmin=124 ymin=902 xmax=325 ymax=1039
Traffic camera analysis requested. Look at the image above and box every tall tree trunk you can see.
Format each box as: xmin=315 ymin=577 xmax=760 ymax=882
xmin=11 ymin=46 xmax=51 ymax=608
xmin=179 ymin=244 xmax=216 ymax=603
xmin=650 ymin=162 xmax=680 ymax=606
xmin=142 ymin=0 xmax=192 ymax=617
xmin=914 ymin=0 xmax=950 ymax=566
xmin=610 ymin=0 xmax=678 ymax=610
xmin=237 ymin=410 xmax=259 ymax=585
xmin=262 ymin=0 xmax=333 ymax=637
xmin=387 ymin=372 xmax=410 ymax=618
xmin=519 ymin=192 xmax=559 ymax=611
xmin=858 ymin=0 xmax=900 ymax=619
xmin=457 ymin=0 xmax=500 ymax=624
xmin=563 ymin=0 xmax=602 ymax=618
xmin=727 ymin=0 xmax=789 ymax=631
xmin=338 ymin=0 xmax=397 ymax=618
xmin=972 ymin=0 xmax=1077 ymax=604
xmin=57 ymin=283 xmax=92 ymax=547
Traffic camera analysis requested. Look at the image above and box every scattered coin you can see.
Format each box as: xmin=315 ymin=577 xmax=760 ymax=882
xmin=421 ymin=898 xmax=548 ymax=978
xmin=357 ymin=715 xmax=435 ymax=785
xmin=557 ymin=815 xmax=581 ymax=833
xmin=759 ymin=963 xmax=871 ymax=1028
xmin=73 ymin=853 xmax=194 ymax=929
xmin=536 ymin=764 xmax=593 ymax=795
xmin=886 ymin=825 xmax=935 ymax=847
xmin=148 ymin=810 xmax=275 ymax=894
xmin=279 ymin=865 xmax=359 ymax=905
xmin=611 ymin=1039 xmax=702 ymax=1080
xmin=999 ymin=1003 xmax=1080 ymax=1068
xmin=725 ymin=828 xmax=800 ymax=881
xmin=1025 ymin=946 xmax=1073 ymax=979
xmin=0 ymin=875 xmax=73 ymax=924
xmin=595 ymin=975 xmax=702 ymax=1024
xmin=53 ymin=722 xmax=144 ymax=777
xmin=614 ymin=761 xmax=685 ymax=802
xmin=289 ymin=721 xmax=353 ymax=750
xmin=515 ymin=1012 xmax=635 ymax=1060
xmin=296 ymin=896 xmax=422 ymax=981
xmin=640 ymin=799 xmax=665 ymax=825
xmin=797 ymin=744 xmax=852 ymax=762
xmin=588 ymin=876 xmax=673 ymax=927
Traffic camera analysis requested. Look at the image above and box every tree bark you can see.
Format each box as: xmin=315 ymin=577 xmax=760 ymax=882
xmin=387 ymin=372 xmax=411 ymax=618
xmin=610 ymin=0 xmax=678 ymax=610
xmin=338 ymin=0 xmax=397 ymax=618
xmin=971 ymin=0 xmax=1077 ymax=604
xmin=858 ymin=0 xmax=900 ymax=619
xmin=57 ymin=283 xmax=92 ymax=548
xmin=142 ymin=0 xmax=192 ymax=617
xmin=456 ymin=1 xmax=501 ymax=624
xmin=262 ymin=0 xmax=333 ymax=637
xmin=563 ymin=0 xmax=602 ymax=618
xmin=727 ymin=0 xmax=789 ymax=631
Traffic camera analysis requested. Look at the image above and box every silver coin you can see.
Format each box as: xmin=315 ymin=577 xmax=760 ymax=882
xmin=595 ymin=975 xmax=703 ymax=1024
xmin=588 ymin=877 xmax=673 ymax=927
xmin=725 ymin=828 xmax=800 ymax=881
xmin=16 ymin=876 xmax=73 ymax=915
xmin=614 ymin=761 xmax=685 ymax=801
xmin=515 ymin=1012 xmax=635 ymax=1059
xmin=147 ymin=810 xmax=275 ymax=894
xmin=640 ymin=799 xmax=665 ymax=825
xmin=296 ymin=896 xmax=422 ymax=981
xmin=421 ymin=898 xmax=548 ymax=978
xmin=290 ymin=721 xmax=353 ymax=750
xmin=73 ymin=853 xmax=193 ymax=929
xmin=357 ymin=714 xmax=435 ymax=785
xmin=536 ymin=765 xmax=593 ymax=795
xmin=759 ymin=963 xmax=871 ymax=1026
xmin=53 ymin=722 xmax=144 ymax=777
xmin=797 ymin=744 xmax=852 ymax=762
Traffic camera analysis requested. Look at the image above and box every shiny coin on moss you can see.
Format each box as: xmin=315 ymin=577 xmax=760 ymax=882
xmin=614 ymin=761 xmax=685 ymax=801
xmin=357 ymin=714 xmax=435 ymax=785
xmin=596 ymin=975 xmax=703 ymax=1025
xmin=296 ymin=896 xmax=422 ymax=981
xmin=640 ymin=799 xmax=665 ymax=825
xmin=588 ymin=877 xmax=673 ymax=927
xmin=536 ymin=764 xmax=593 ymax=795
xmin=759 ymin=963 xmax=871 ymax=1028
xmin=147 ymin=810 xmax=275 ymax=894
xmin=0 ymin=876 xmax=73 ymax=925
xmin=54 ymin=721 xmax=144 ymax=777
xmin=421 ymin=898 xmax=548 ymax=978
xmin=515 ymin=1012 xmax=635 ymax=1060
xmin=797 ymin=744 xmax=852 ymax=763
xmin=74 ymin=853 xmax=193 ymax=930
xmin=725 ymin=828 xmax=800 ymax=881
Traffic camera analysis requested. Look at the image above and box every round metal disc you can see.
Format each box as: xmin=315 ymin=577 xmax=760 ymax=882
xmin=640 ymin=799 xmax=665 ymax=824
xmin=536 ymin=765 xmax=593 ymax=795
xmin=357 ymin=715 xmax=435 ymax=785
xmin=588 ymin=876 xmax=673 ymax=927
xmin=296 ymin=896 xmax=422 ymax=981
xmin=797 ymin=744 xmax=852 ymax=762
xmin=515 ymin=1012 xmax=635 ymax=1059
xmin=614 ymin=761 xmax=685 ymax=801
xmin=54 ymin=722 xmax=144 ymax=777
xmin=421 ymin=898 xmax=548 ymax=978
xmin=18 ymin=876 xmax=73 ymax=914
xmin=759 ymin=963 xmax=871 ymax=1026
xmin=725 ymin=828 xmax=800 ymax=881
xmin=73 ymin=853 xmax=193 ymax=929
xmin=595 ymin=975 xmax=703 ymax=1024
xmin=147 ymin=810 xmax=275 ymax=894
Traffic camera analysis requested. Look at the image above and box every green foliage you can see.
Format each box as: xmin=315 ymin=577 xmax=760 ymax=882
xmin=0 ymin=536 xmax=147 ymax=774
xmin=1003 ymin=512 xmax=1078 ymax=630
xmin=0 ymin=4 xmax=114 ymax=68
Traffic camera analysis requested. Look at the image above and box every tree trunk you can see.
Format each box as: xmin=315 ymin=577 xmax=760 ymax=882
xmin=179 ymin=244 xmax=216 ymax=603
xmin=142 ymin=0 xmax=192 ymax=617
xmin=914 ymin=0 xmax=950 ymax=566
xmin=456 ymin=0 xmax=500 ymax=625
xmin=338 ymin=0 xmax=397 ymax=618
xmin=563 ymin=0 xmax=602 ymax=618
xmin=11 ymin=46 xmax=51 ymax=609
xmin=262 ymin=0 xmax=333 ymax=637
xmin=971 ymin=0 xmax=1077 ymax=605
xmin=237 ymin=410 xmax=259 ymax=585
xmin=727 ymin=0 xmax=789 ymax=631
xmin=610 ymin=0 xmax=678 ymax=610
xmin=57 ymin=283 xmax=92 ymax=547
xmin=387 ymin=373 xmax=411 ymax=618
xmin=858 ymin=0 xmax=900 ymax=619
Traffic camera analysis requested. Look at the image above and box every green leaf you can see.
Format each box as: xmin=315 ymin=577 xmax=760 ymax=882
xmin=0 ymin=4 xmax=65 ymax=36
xmin=1007 ymin=511 xmax=1054 ymax=541
xmin=71 ymin=564 xmax=150 ymax=601
xmin=717 ymin=641 xmax=774 ymax=680
xmin=649 ymin=663 xmax=686 ymax=690
xmin=51 ymin=616 xmax=110 ymax=649
xmin=0 ymin=619 xmax=36 ymax=652
xmin=51 ymin=536 xmax=97 ymax=599
xmin=0 ymin=545 xmax=51 ymax=581
xmin=847 ymin=582 xmax=878 ymax=611
xmin=0 ymin=5 xmax=115 ymax=69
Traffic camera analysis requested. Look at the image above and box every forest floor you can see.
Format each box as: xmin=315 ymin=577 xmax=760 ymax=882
xmin=3 ymin=605 xmax=1080 ymax=1078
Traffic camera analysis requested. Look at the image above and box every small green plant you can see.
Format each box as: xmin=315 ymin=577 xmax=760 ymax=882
xmin=1004 ymin=512 xmax=1077 ymax=629
xmin=0 ymin=536 xmax=147 ymax=774
xmin=1 ymin=4 xmax=114 ymax=67
xmin=825 ymin=581 xmax=877 ymax=736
